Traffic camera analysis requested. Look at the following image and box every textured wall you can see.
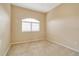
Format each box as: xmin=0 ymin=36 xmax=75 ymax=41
xmin=46 ymin=4 xmax=79 ymax=52
xmin=0 ymin=4 xmax=11 ymax=55
xmin=11 ymin=5 xmax=46 ymax=43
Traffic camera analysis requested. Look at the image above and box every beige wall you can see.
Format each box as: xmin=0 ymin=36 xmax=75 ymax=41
xmin=46 ymin=4 xmax=79 ymax=52
xmin=0 ymin=4 xmax=11 ymax=55
xmin=11 ymin=5 xmax=46 ymax=43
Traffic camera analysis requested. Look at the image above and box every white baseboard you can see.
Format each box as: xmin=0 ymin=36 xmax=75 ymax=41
xmin=10 ymin=39 xmax=45 ymax=45
xmin=3 ymin=44 xmax=11 ymax=56
xmin=47 ymin=40 xmax=79 ymax=53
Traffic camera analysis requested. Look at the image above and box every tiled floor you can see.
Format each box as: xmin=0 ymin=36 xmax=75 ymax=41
xmin=7 ymin=40 xmax=79 ymax=56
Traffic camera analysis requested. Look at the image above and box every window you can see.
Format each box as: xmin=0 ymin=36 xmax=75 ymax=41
xmin=22 ymin=18 xmax=40 ymax=32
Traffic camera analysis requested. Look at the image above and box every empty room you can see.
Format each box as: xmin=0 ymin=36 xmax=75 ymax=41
xmin=0 ymin=3 xmax=79 ymax=56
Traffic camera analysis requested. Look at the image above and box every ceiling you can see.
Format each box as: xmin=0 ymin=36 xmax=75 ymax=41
xmin=13 ymin=3 xmax=61 ymax=13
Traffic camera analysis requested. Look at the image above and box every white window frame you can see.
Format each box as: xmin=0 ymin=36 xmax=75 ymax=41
xmin=22 ymin=18 xmax=40 ymax=32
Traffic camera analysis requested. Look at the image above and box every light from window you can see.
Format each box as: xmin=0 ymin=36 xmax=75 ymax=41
xmin=22 ymin=18 xmax=40 ymax=32
xmin=32 ymin=23 xmax=40 ymax=31
xmin=22 ymin=22 xmax=31 ymax=32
